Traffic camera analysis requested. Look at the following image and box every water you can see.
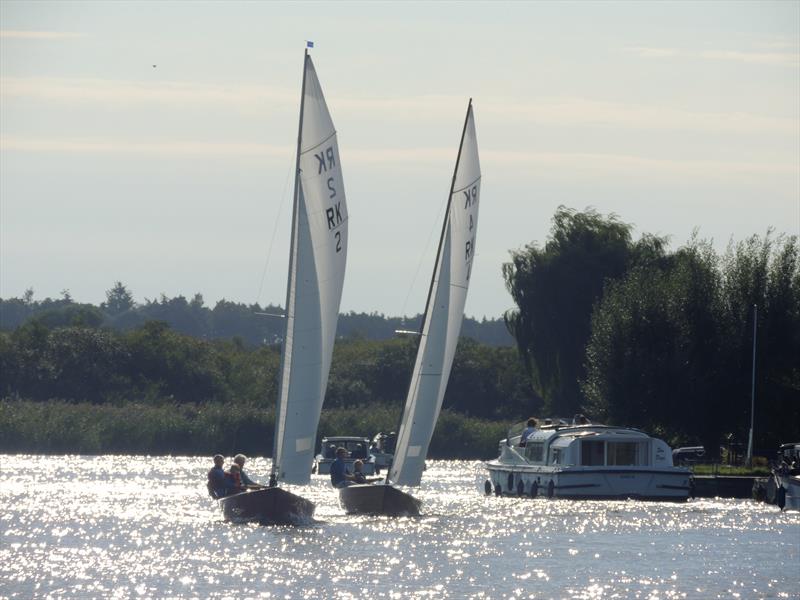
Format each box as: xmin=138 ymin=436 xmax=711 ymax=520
xmin=1 ymin=456 xmax=798 ymax=599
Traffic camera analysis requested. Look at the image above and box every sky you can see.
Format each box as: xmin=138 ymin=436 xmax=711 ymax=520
xmin=1 ymin=1 xmax=798 ymax=319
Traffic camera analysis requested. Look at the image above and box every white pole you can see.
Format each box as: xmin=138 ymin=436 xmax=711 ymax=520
xmin=746 ymin=304 xmax=757 ymax=465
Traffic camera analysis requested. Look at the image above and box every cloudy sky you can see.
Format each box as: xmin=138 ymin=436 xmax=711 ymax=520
xmin=1 ymin=1 xmax=798 ymax=318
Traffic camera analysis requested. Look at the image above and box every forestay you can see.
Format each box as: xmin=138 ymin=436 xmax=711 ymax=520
xmin=390 ymin=103 xmax=480 ymax=487
xmin=273 ymin=55 xmax=349 ymax=485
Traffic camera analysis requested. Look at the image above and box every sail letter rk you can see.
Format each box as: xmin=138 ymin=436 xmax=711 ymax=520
xmin=315 ymin=147 xmax=337 ymax=174
xmin=326 ymin=202 xmax=343 ymax=230
xmin=463 ymin=186 xmax=478 ymax=208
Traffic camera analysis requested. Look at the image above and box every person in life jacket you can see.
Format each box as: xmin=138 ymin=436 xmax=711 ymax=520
xmin=207 ymin=454 xmax=236 ymax=498
xmin=352 ymin=460 xmax=380 ymax=485
xmin=225 ymin=463 xmax=246 ymax=494
xmin=233 ymin=454 xmax=260 ymax=487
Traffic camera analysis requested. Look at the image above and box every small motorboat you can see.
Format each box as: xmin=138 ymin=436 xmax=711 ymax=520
xmin=314 ymin=436 xmax=375 ymax=475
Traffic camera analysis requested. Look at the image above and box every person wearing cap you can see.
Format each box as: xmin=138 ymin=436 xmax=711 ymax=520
xmin=207 ymin=454 xmax=236 ymax=498
xmin=330 ymin=447 xmax=355 ymax=488
xmin=233 ymin=454 xmax=260 ymax=488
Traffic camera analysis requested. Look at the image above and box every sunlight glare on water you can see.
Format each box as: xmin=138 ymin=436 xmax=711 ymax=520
xmin=1 ymin=456 xmax=797 ymax=598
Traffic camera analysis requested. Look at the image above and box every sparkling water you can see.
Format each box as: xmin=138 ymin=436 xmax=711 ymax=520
xmin=1 ymin=455 xmax=797 ymax=599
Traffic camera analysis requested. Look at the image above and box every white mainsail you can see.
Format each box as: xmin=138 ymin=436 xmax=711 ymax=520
xmin=272 ymin=53 xmax=349 ymax=485
xmin=390 ymin=101 xmax=481 ymax=487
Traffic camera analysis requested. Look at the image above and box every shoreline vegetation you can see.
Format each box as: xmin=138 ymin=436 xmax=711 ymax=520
xmin=0 ymin=298 xmax=531 ymax=459
xmin=0 ymin=399 xmax=508 ymax=459
xmin=690 ymin=463 xmax=771 ymax=477
xmin=2 ymin=208 xmax=798 ymax=458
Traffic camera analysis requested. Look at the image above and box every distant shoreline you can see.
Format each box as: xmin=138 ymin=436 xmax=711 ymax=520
xmin=0 ymin=398 xmax=509 ymax=460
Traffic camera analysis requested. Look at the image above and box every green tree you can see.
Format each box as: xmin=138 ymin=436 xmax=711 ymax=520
xmin=717 ymin=233 xmax=800 ymax=452
xmin=583 ymin=240 xmax=723 ymax=449
xmin=103 ymin=282 xmax=135 ymax=316
xmin=444 ymin=338 xmax=536 ymax=419
xmin=583 ymin=233 xmax=800 ymax=454
xmin=124 ymin=321 xmax=231 ymax=403
xmin=503 ymin=206 xmax=665 ymax=416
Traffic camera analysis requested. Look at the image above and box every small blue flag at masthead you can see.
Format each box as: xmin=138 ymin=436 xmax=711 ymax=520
xmin=306 ymin=41 xmax=314 ymax=48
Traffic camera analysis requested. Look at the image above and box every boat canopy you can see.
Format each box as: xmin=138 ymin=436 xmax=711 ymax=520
xmin=507 ymin=424 xmax=668 ymax=468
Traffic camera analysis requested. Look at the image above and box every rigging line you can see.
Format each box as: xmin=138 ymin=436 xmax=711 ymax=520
xmin=398 ymin=199 xmax=447 ymax=319
xmin=255 ymin=151 xmax=295 ymax=307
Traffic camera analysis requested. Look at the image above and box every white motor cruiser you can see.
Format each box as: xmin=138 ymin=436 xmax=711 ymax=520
xmin=485 ymin=420 xmax=691 ymax=501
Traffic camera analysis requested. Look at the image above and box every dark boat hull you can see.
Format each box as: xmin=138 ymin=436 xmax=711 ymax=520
xmin=219 ymin=487 xmax=315 ymax=525
xmin=338 ymin=484 xmax=421 ymax=516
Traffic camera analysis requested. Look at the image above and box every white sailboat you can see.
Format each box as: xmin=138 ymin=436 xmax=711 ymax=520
xmin=339 ymin=99 xmax=480 ymax=516
xmin=219 ymin=47 xmax=348 ymax=524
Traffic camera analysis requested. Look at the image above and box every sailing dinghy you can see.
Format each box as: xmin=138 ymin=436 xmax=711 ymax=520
xmin=220 ymin=48 xmax=349 ymax=525
xmin=339 ymin=100 xmax=480 ymax=516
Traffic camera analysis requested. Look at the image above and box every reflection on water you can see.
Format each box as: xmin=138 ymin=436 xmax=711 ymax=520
xmin=1 ymin=456 xmax=797 ymax=598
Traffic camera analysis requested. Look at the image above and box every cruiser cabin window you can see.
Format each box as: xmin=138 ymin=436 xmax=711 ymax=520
xmin=525 ymin=442 xmax=544 ymax=463
xmin=580 ymin=440 xmax=646 ymax=466
xmin=581 ymin=440 xmax=604 ymax=466
xmin=607 ymin=441 xmax=643 ymax=466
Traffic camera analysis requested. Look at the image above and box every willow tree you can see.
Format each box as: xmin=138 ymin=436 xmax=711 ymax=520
xmin=503 ymin=207 xmax=665 ymax=416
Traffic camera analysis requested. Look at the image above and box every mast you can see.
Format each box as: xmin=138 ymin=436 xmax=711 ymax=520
xmin=271 ymin=49 xmax=309 ymax=484
xmin=417 ymin=98 xmax=473 ymax=337
xmin=747 ymin=303 xmax=757 ymax=465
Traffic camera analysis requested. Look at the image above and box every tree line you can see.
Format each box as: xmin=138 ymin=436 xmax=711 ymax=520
xmin=0 ymin=319 xmax=533 ymax=417
xmin=0 ymin=288 xmax=513 ymax=347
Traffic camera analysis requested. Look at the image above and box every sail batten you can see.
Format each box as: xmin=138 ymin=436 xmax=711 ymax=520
xmin=452 ymin=176 xmax=482 ymax=194
xmin=390 ymin=102 xmax=481 ymax=487
xmin=272 ymin=53 xmax=348 ymax=486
